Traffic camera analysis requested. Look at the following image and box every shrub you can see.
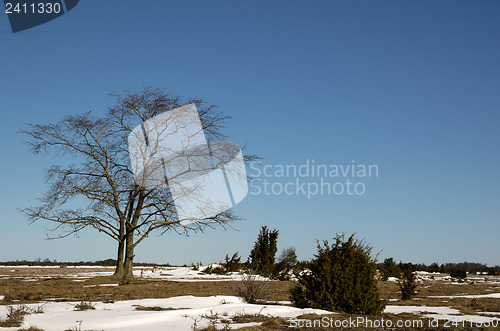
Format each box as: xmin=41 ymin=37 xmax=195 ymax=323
xmin=399 ymin=263 xmax=418 ymax=300
xmin=487 ymin=267 xmax=498 ymax=276
xmin=191 ymin=261 xmax=203 ymax=271
xmin=73 ymin=301 xmax=95 ymax=311
xmin=4 ymin=291 xmax=43 ymax=302
xmin=380 ymin=258 xmax=401 ymax=281
xmin=29 ymin=303 xmax=46 ymax=315
xmin=224 ymin=252 xmax=242 ymax=273
xmin=249 ymin=226 xmax=279 ymax=277
xmin=428 ymin=262 xmax=440 ymax=273
xmin=233 ymin=272 xmax=272 ymax=304
xmin=64 ymin=321 xmax=83 ymax=331
xmin=449 ymin=269 xmax=467 ymax=279
xmin=290 ymin=234 xmax=385 ymax=315
xmin=201 ymin=253 xmax=241 ymax=275
xmin=202 ymin=264 xmax=226 ymax=275
xmin=0 ymin=305 xmax=29 ymax=327
xmin=273 ymin=247 xmax=298 ymax=280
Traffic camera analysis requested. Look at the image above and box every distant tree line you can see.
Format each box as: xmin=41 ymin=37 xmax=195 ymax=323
xmin=0 ymin=259 xmax=171 ymax=267
xmin=413 ymin=262 xmax=500 ymax=275
xmin=379 ymin=258 xmax=500 ymax=279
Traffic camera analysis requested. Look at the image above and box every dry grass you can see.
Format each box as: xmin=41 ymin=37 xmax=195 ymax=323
xmin=378 ymin=277 xmax=500 ymax=299
xmin=133 ymin=305 xmax=186 ymax=311
xmin=234 ymin=312 xmax=500 ymax=330
xmin=232 ymin=314 xmax=269 ymax=324
xmin=0 ymin=277 xmax=294 ymax=304
xmin=378 ymin=278 xmax=500 ymax=317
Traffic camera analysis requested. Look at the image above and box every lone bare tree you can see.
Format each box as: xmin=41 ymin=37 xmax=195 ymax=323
xmin=21 ymin=87 xmax=254 ymax=280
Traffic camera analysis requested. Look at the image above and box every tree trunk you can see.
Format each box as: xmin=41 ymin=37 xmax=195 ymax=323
xmin=122 ymin=231 xmax=135 ymax=281
xmin=111 ymin=239 xmax=125 ymax=279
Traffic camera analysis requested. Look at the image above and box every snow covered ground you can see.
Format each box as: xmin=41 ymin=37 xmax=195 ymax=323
xmin=1 ymin=297 xmax=498 ymax=330
xmin=0 ymin=265 xmax=268 ymax=282
xmin=0 ymin=296 xmax=333 ymax=331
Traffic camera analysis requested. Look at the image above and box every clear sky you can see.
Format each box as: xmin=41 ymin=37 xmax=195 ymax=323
xmin=1 ymin=1 xmax=499 ymax=266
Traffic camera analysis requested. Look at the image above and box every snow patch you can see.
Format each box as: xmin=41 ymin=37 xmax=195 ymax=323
xmin=385 ymin=305 xmax=500 ymax=324
xmin=0 ymin=296 xmax=333 ymax=331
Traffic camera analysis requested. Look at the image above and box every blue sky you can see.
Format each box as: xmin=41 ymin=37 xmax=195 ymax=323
xmin=1 ymin=1 xmax=499 ymax=266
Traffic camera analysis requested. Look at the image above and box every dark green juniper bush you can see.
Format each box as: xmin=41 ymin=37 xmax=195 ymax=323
xmin=291 ymin=234 xmax=386 ymax=315
xmin=400 ymin=263 xmax=418 ymax=300
xmin=380 ymin=257 xmax=401 ymax=281
xmin=248 ymin=226 xmax=279 ymax=277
